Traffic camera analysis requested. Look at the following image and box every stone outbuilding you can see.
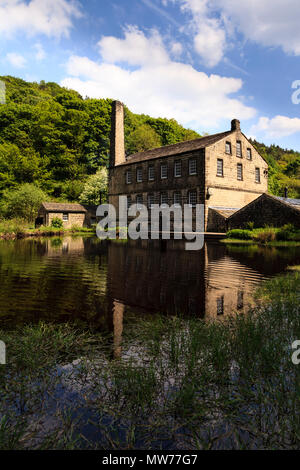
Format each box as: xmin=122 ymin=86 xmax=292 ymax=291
xmin=226 ymin=193 xmax=300 ymax=230
xmin=37 ymin=202 xmax=96 ymax=228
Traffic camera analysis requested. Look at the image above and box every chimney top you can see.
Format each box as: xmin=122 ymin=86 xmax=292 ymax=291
xmin=231 ymin=119 xmax=241 ymax=131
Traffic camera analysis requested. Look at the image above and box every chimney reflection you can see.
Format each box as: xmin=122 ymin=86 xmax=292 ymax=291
xmin=112 ymin=300 xmax=125 ymax=359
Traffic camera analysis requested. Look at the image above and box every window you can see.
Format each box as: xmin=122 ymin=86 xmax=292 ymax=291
xmin=136 ymin=194 xmax=143 ymax=209
xmin=247 ymin=148 xmax=252 ymax=160
xmin=255 ymin=167 xmax=261 ymax=183
xmin=237 ymin=163 xmax=243 ymax=181
xmin=62 ymin=213 xmax=69 ymax=222
xmin=225 ymin=141 xmax=232 ymax=154
xmin=217 ymin=158 xmax=224 ymax=177
xmin=236 ymin=141 xmax=242 ymax=158
xmin=161 ymin=163 xmax=168 ymax=179
xmin=188 ymin=190 xmax=197 ymax=207
xmin=126 ymin=169 xmax=132 ymax=184
xmin=160 ymin=192 xmax=168 ymax=206
xmin=148 ymin=193 xmax=155 ymax=208
xmin=127 ymin=195 xmax=132 ymax=209
xmin=148 ymin=164 xmax=154 ymax=181
xmin=189 ymin=159 xmax=197 ymax=175
xmin=174 ymin=160 xmax=182 ymax=177
xmin=173 ymin=191 xmax=181 ymax=207
xmin=136 ymin=167 xmax=142 ymax=183
xmin=217 ymin=296 xmax=224 ymax=316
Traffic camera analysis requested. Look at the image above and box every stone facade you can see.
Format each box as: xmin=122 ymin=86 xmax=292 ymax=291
xmin=108 ymin=102 xmax=268 ymax=231
xmin=37 ymin=203 xmax=90 ymax=228
xmin=227 ymin=193 xmax=300 ymax=229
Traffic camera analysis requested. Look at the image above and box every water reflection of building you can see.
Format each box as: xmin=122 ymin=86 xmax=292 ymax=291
xmin=44 ymin=236 xmax=85 ymax=256
xmin=107 ymin=240 xmax=266 ymax=321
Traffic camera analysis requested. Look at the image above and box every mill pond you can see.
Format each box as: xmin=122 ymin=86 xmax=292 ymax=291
xmin=0 ymin=236 xmax=299 ymax=450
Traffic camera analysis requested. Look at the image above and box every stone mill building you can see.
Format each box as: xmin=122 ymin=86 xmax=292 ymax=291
xmin=108 ymin=101 xmax=269 ymax=232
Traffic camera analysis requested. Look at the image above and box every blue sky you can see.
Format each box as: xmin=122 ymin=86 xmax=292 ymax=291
xmin=1 ymin=0 xmax=300 ymax=150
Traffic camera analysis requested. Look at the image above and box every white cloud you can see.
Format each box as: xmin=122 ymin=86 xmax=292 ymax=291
xmin=170 ymin=41 xmax=183 ymax=57
xmin=193 ymin=20 xmax=225 ymax=68
xmin=163 ymin=0 xmax=227 ymax=67
xmin=34 ymin=42 xmax=46 ymax=60
xmin=98 ymin=26 xmax=169 ymax=66
xmin=0 ymin=0 xmax=82 ymax=39
xmin=251 ymin=116 xmax=300 ymax=139
xmin=212 ymin=0 xmax=300 ymax=56
xmin=6 ymin=52 xmax=27 ymax=68
xmin=166 ymin=0 xmax=300 ymax=60
xmin=61 ymin=27 xmax=256 ymax=130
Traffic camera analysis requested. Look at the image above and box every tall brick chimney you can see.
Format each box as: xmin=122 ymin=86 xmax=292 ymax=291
xmin=231 ymin=119 xmax=241 ymax=131
xmin=110 ymin=100 xmax=125 ymax=167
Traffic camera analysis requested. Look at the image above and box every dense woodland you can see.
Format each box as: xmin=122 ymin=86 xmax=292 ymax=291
xmin=0 ymin=75 xmax=299 ymax=207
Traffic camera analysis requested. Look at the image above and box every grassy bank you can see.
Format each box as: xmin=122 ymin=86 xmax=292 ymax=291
xmin=0 ymin=219 xmax=95 ymax=239
xmin=222 ymin=224 xmax=300 ymax=246
xmin=0 ymin=272 xmax=299 ymax=450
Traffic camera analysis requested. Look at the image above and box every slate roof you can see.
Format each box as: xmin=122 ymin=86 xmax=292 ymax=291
xmin=40 ymin=202 xmax=87 ymax=213
xmin=122 ymin=130 xmax=233 ymax=164
xmin=273 ymin=196 xmax=300 ymax=210
xmin=208 ymin=206 xmax=240 ymax=218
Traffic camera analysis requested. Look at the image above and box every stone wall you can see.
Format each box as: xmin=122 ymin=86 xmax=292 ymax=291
xmin=205 ymin=131 xmax=268 ymax=227
xmin=227 ymin=194 xmax=300 ymax=229
xmin=109 ymin=149 xmax=206 ymax=216
xmin=206 ymin=208 xmax=227 ymax=233
xmin=47 ymin=212 xmax=86 ymax=228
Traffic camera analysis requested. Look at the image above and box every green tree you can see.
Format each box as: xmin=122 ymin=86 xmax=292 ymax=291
xmin=0 ymin=183 xmax=47 ymax=221
xmin=126 ymin=124 xmax=161 ymax=154
xmin=79 ymin=167 xmax=108 ymax=205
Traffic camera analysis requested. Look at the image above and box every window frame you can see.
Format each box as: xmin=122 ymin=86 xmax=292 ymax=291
xmin=189 ymin=158 xmax=197 ymax=176
xmin=255 ymin=167 xmax=261 ymax=183
xmin=237 ymin=163 xmax=243 ymax=181
xmin=217 ymin=158 xmax=224 ymax=177
xmin=246 ymin=148 xmax=252 ymax=160
xmin=173 ymin=191 xmax=181 ymax=207
xmin=148 ymin=164 xmax=155 ymax=181
xmin=160 ymin=192 xmax=168 ymax=207
xmin=225 ymin=141 xmax=232 ymax=155
xmin=174 ymin=160 xmax=182 ymax=178
xmin=236 ymin=140 xmax=242 ymax=158
xmin=62 ymin=213 xmax=69 ymax=222
xmin=147 ymin=193 xmax=155 ymax=208
xmin=160 ymin=163 xmax=168 ymax=180
xmin=188 ymin=190 xmax=197 ymax=208
xmin=126 ymin=169 xmax=132 ymax=184
xmin=136 ymin=167 xmax=143 ymax=183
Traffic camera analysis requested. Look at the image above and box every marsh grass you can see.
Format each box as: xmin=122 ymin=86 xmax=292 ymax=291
xmin=0 ymin=274 xmax=299 ymax=449
xmin=0 ymin=218 xmax=96 ymax=238
xmin=226 ymin=225 xmax=300 ymax=245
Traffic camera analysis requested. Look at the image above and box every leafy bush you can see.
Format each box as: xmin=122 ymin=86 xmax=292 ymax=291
xmin=0 ymin=184 xmax=47 ymax=221
xmin=0 ymin=218 xmax=31 ymax=235
xmin=227 ymin=229 xmax=253 ymax=240
xmin=276 ymin=224 xmax=296 ymax=241
xmin=246 ymin=221 xmax=255 ymax=230
xmin=252 ymin=229 xmax=276 ymax=243
xmin=51 ymin=217 xmax=63 ymax=228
